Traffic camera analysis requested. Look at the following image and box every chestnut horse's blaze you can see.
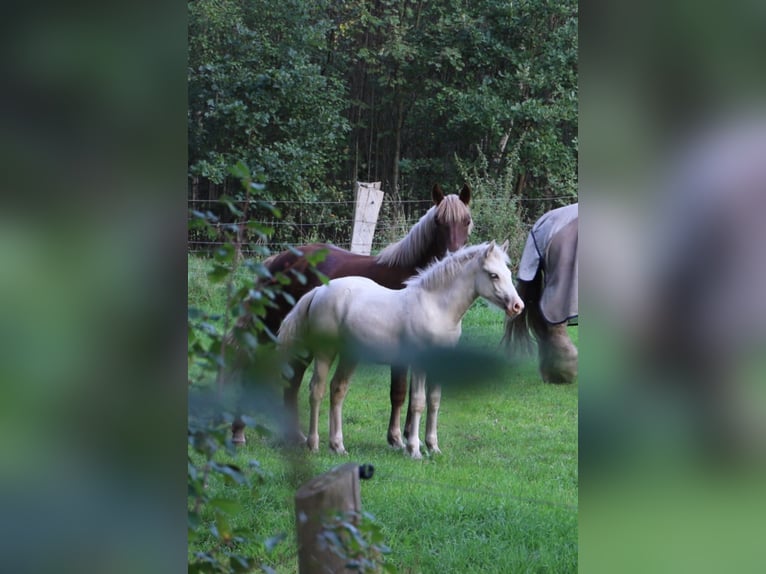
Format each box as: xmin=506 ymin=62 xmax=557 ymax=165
xmin=232 ymin=183 xmax=473 ymax=445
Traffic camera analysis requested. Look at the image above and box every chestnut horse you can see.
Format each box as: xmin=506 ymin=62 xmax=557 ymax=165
xmin=232 ymin=184 xmax=473 ymax=445
xmin=502 ymin=203 xmax=578 ymax=383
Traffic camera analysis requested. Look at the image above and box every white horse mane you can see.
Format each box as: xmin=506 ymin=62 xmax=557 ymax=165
xmin=406 ymin=242 xmax=509 ymax=291
xmin=375 ymin=194 xmax=473 ymax=267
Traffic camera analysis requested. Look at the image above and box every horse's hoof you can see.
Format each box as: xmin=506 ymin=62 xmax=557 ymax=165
xmin=306 ymin=438 xmax=320 ymax=453
xmin=288 ymin=431 xmax=307 ymax=444
xmin=387 ymin=436 xmax=405 ymax=449
xmin=406 ymin=446 xmax=422 ymax=460
xmin=428 ymin=445 xmax=442 ymax=454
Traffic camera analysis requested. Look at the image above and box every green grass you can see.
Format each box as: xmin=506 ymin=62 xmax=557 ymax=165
xmin=189 ymin=255 xmax=578 ymax=573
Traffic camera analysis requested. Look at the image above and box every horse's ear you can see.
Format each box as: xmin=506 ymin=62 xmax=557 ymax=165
xmin=484 ymin=240 xmax=496 ymax=259
xmin=460 ymin=183 xmax=472 ymax=206
xmin=501 ymin=239 xmax=509 ymax=253
xmin=432 ymin=184 xmax=445 ymax=205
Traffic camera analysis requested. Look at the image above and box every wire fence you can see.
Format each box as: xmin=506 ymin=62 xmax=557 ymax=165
xmin=188 ymin=195 xmax=573 ymax=256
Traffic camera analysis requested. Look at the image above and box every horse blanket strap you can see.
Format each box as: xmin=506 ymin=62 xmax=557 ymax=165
xmin=518 ymin=203 xmax=578 ymax=324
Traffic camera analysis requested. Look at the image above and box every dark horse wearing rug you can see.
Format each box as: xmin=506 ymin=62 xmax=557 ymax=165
xmin=232 ymin=184 xmax=473 ymax=446
xmin=503 ymin=203 xmax=578 ymax=383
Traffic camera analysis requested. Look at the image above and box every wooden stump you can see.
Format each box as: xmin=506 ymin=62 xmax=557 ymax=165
xmin=295 ymin=463 xmax=362 ymax=574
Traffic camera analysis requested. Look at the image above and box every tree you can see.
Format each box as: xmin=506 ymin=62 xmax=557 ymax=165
xmin=188 ymin=0 xmax=349 ymax=200
xmin=320 ymin=0 xmax=577 ymax=208
xmin=188 ymin=0 xmax=578 ymax=241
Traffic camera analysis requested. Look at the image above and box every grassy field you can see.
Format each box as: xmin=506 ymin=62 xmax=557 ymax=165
xmin=189 ymin=255 xmax=578 ymax=573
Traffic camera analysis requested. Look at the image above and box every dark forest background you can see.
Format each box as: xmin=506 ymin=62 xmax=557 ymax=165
xmin=188 ymin=0 xmax=577 ymax=246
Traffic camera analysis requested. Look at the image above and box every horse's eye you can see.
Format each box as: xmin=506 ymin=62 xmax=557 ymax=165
xmin=490 ymin=273 xmax=499 ymax=280
xmin=464 ymin=218 xmax=471 ymax=227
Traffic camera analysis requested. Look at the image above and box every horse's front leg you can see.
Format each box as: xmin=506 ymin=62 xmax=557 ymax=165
xmin=403 ymin=374 xmax=415 ymax=442
xmin=406 ymin=369 xmax=427 ymax=459
xmin=307 ymin=354 xmax=332 ymax=452
xmin=328 ymin=356 xmax=358 ymax=454
xmin=387 ymin=364 xmax=408 ymax=449
xmin=283 ymin=354 xmax=311 ymax=443
xmin=425 ymin=381 xmax=442 ymax=454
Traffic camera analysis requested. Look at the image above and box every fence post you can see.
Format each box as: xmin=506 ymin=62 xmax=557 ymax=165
xmin=350 ymin=181 xmax=384 ymax=254
xmin=295 ymin=462 xmax=364 ymax=574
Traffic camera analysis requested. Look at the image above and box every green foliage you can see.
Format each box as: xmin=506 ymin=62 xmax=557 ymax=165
xmin=188 ymin=417 xmax=271 ymax=574
xmin=189 ymin=164 xmax=395 ymax=573
xmin=188 ymin=0 xmax=577 ymax=224
xmin=188 ymin=163 xmax=286 ymax=573
xmin=456 ymin=149 xmax=529 ymax=267
xmin=355 ymin=0 xmax=579 ymax=201
xmin=321 ymin=511 xmax=395 ymax=574
xmin=188 ymin=0 xmax=349 ymax=198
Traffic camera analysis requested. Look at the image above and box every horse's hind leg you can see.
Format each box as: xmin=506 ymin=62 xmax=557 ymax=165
xmin=405 ymin=369 xmax=427 ymax=459
xmin=284 ymin=354 xmax=311 ymax=442
xmin=307 ymin=353 xmax=333 ymax=452
xmin=539 ymin=324 xmax=578 ymax=383
xmin=328 ymin=356 xmax=358 ymax=454
xmin=425 ymin=382 xmax=442 ymax=454
xmin=387 ymin=364 xmax=408 ymax=449
xmin=403 ymin=372 xmax=415 ymax=442
xmin=403 ymin=411 xmax=412 ymax=442
xmin=232 ymin=417 xmax=247 ymax=445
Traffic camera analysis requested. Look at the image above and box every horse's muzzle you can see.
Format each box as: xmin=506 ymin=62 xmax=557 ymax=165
xmin=505 ymin=299 xmax=524 ymax=318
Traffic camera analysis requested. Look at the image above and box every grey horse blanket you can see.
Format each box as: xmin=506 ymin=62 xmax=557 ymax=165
xmin=518 ymin=203 xmax=578 ymax=324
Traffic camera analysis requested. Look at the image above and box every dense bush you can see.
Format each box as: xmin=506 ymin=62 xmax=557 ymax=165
xmin=188 ymin=165 xmax=394 ymax=573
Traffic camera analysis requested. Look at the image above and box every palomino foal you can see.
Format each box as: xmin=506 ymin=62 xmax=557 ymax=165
xmin=278 ymin=241 xmax=523 ymax=459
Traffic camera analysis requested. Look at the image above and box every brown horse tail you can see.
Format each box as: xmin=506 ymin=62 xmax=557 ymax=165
xmin=277 ymin=286 xmax=320 ymax=350
xmin=502 ymin=268 xmax=544 ymax=359
xmin=261 ymin=252 xmax=279 ymax=268
xmin=230 ymin=250 xmax=298 ymax=348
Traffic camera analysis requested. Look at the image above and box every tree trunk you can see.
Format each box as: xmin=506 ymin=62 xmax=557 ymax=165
xmin=493 ymin=125 xmax=513 ymax=168
xmin=515 ymin=171 xmax=527 ymax=198
xmin=392 ymin=96 xmax=404 ymax=195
